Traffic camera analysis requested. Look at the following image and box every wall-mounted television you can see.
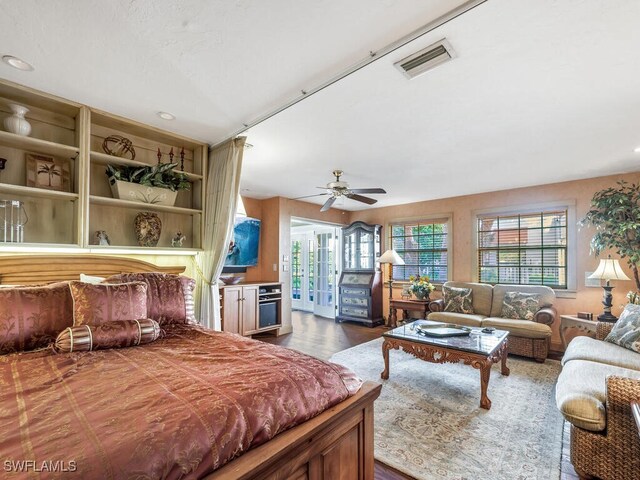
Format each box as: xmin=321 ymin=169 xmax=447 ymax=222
xmin=225 ymin=216 xmax=260 ymax=267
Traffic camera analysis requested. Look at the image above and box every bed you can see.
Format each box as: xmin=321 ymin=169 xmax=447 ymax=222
xmin=0 ymin=255 xmax=381 ymax=479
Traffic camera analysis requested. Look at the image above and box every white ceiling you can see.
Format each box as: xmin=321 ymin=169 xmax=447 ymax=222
xmin=2 ymin=0 xmax=640 ymax=210
xmin=0 ymin=0 xmax=467 ymax=141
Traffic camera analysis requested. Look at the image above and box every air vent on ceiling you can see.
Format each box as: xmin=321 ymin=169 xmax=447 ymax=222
xmin=394 ymin=39 xmax=456 ymax=79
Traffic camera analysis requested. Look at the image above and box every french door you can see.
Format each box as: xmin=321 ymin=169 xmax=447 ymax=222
xmin=291 ymin=233 xmax=314 ymax=311
xmin=291 ymin=227 xmax=338 ymax=318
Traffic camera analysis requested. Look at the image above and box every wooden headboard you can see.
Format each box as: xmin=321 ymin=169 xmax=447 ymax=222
xmin=0 ymin=255 xmax=186 ymax=285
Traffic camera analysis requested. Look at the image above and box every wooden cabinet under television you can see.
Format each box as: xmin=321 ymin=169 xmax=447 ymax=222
xmin=0 ymin=78 xmax=207 ymax=252
xmin=336 ymin=221 xmax=383 ymax=327
xmin=221 ymin=282 xmax=282 ymax=336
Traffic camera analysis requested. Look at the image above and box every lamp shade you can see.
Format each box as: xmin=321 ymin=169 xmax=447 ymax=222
xmin=236 ymin=195 xmax=247 ymax=216
xmin=588 ymin=257 xmax=631 ymax=281
xmin=377 ymin=249 xmax=405 ymax=265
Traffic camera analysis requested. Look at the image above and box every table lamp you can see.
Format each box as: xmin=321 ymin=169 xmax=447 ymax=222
xmin=376 ymin=249 xmax=405 ymax=324
xmin=588 ymin=255 xmax=630 ymax=322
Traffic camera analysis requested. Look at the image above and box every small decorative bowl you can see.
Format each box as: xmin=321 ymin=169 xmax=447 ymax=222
xmin=221 ymin=276 xmax=242 ymax=285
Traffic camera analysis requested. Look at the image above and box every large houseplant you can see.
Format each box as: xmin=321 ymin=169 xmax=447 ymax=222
xmin=106 ymin=163 xmax=190 ymax=206
xmin=579 ymin=181 xmax=640 ymax=292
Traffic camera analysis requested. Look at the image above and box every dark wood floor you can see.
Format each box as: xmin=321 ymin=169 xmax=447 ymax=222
xmin=260 ymin=311 xmax=577 ymax=480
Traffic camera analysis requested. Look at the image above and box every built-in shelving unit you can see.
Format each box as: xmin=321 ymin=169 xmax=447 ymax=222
xmin=0 ymin=130 xmax=79 ymax=158
xmin=0 ymin=79 xmax=208 ymax=251
xmin=89 ymin=195 xmax=201 ymax=215
xmin=0 ymin=183 xmax=79 ymax=200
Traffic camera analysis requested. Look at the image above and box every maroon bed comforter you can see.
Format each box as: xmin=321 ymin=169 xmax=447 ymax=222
xmin=0 ymin=325 xmax=362 ymax=479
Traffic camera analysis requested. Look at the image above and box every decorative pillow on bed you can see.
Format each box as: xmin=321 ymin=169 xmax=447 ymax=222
xmin=0 ymin=282 xmax=73 ymax=354
xmin=501 ymin=292 xmax=541 ymax=321
xmin=443 ymin=286 xmax=474 ymax=314
xmin=105 ymin=273 xmax=196 ymax=325
xmin=55 ymin=318 xmax=161 ymax=353
xmin=605 ymin=304 xmax=640 ymax=353
xmin=69 ymin=281 xmax=148 ymax=326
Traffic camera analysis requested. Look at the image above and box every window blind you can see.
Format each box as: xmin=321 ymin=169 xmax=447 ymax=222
xmin=477 ymin=210 xmax=567 ymax=288
xmin=390 ymin=219 xmax=448 ymax=282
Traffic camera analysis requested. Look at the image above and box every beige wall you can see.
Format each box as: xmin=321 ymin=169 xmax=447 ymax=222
xmin=351 ymin=172 xmax=640 ymax=350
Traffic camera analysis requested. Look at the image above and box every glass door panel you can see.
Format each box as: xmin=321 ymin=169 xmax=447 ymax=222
xmin=308 ymin=238 xmax=314 ymax=305
xmin=291 ymin=238 xmax=303 ymax=309
xmin=314 ymin=228 xmax=336 ymax=318
xmin=344 ymin=231 xmax=357 ymax=270
xmin=359 ymin=231 xmax=373 ymax=269
xmin=291 ymin=233 xmax=313 ymax=311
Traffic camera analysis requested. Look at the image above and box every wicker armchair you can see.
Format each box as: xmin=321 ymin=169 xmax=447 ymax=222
xmin=569 ymin=322 xmax=640 ymax=480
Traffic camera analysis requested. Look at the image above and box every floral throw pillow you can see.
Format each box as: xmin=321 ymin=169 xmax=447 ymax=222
xmin=443 ymin=286 xmax=474 ymax=314
xmin=605 ymin=304 xmax=640 ymax=353
xmin=501 ymin=292 xmax=541 ymax=321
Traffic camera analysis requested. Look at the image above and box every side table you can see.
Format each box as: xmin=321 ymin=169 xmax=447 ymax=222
xmin=389 ymin=298 xmax=430 ymax=328
xmin=560 ymin=315 xmax=597 ymax=350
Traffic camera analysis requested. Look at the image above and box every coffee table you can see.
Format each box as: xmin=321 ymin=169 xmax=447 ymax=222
xmin=381 ymin=320 xmax=510 ymax=410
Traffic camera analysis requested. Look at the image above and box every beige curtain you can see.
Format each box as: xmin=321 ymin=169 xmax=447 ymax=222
xmin=197 ymin=137 xmax=246 ymax=329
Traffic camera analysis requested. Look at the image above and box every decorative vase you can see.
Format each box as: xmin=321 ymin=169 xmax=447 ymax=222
xmin=413 ymin=291 xmax=428 ymax=301
xmin=134 ymin=212 xmax=162 ymax=247
xmin=4 ymin=104 xmax=31 ymax=136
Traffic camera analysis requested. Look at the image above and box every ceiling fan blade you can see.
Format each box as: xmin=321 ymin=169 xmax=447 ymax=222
xmin=320 ymin=196 xmax=337 ymax=212
xmin=292 ymin=193 xmax=330 ymax=200
xmin=346 ymin=193 xmax=378 ymax=205
xmin=348 ymin=188 xmax=386 ymax=194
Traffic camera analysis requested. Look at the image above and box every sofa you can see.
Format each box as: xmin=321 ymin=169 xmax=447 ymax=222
xmin=428 ymin=281 xmax=557 ymax=362
xmin=556 ymin=322 xmax=640 ymax=480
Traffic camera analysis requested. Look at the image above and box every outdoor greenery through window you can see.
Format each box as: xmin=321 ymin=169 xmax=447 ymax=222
xmin=390 ymin=220 xmax=448 ymax=282
xmin=477 ymin=210 xmax=568 ymax=288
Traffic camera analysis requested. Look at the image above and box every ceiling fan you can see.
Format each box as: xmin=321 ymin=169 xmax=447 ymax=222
xmin=295 ymin=170 xmax=387 ymax=212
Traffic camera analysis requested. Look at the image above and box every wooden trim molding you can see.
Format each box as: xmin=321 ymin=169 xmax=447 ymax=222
xmin=0 ymin=255 xmax=185 ymax=285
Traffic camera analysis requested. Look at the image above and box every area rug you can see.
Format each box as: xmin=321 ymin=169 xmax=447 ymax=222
xmin=330 ymin=338 xmax=563 ymax=480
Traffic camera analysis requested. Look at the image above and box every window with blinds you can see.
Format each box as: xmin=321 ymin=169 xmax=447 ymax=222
xmin=477 ymin=210 xmax=567 ymax=288
xmin=390 ymin=220 xmax=448 ymax=282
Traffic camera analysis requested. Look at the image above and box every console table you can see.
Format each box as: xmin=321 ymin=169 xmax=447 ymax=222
xmin=559 ymin=315 xmax=597 ymax=349
xmin=389 ymin=298 xmax=430 ymax=328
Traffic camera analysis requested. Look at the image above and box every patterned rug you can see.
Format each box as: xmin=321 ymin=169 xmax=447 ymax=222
xmin=330 ymin=338 xmax=563 ymax=480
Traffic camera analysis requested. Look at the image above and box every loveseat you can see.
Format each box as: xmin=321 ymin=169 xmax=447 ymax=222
xmin=556 ymin=322 xmax=640 ymax=480
xmin=428 ymin=281 xmax=557 ymax=362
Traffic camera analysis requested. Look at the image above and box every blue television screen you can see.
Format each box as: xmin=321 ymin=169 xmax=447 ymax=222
xmin=225 ymin=217 xmax=260 ymax=267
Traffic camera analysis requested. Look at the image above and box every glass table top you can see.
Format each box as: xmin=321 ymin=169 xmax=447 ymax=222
xmin=383 ymin=320 xmax=509 ymax=356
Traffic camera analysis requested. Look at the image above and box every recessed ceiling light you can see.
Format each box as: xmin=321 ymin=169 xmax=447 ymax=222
xmin=2 ymin=55 xmax=34 ymax=71
xmin=157 ymin=111 xmax=175 ymax=120
xmin=634 ymin=146 xmax=640 ymax=153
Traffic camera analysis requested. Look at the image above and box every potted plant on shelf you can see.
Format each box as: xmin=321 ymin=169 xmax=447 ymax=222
xmin=580 ymin=180 xmax=640 ymax=299
xmin=106 ymin=163 xmax=190 ymax=206
xmin=408 ymin=274 xmax=435 ymax=301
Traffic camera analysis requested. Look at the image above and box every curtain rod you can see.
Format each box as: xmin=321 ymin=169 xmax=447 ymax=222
xmin=212 ymin=0 xmax=488 ymax=148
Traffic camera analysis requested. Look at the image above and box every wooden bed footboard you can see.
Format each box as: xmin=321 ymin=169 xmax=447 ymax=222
xmin=207 ymin=381 xmax=382 ymax=480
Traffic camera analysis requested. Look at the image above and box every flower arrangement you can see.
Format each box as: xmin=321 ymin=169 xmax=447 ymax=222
xmin=408 ymin=274 xmax=435 ymax=300
xmin=627 ymin=291 xmax=640 ymax=305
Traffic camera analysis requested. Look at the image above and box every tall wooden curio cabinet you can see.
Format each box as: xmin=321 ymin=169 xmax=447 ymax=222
xmin=336 ymin=221 xmax=383 ymax=327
